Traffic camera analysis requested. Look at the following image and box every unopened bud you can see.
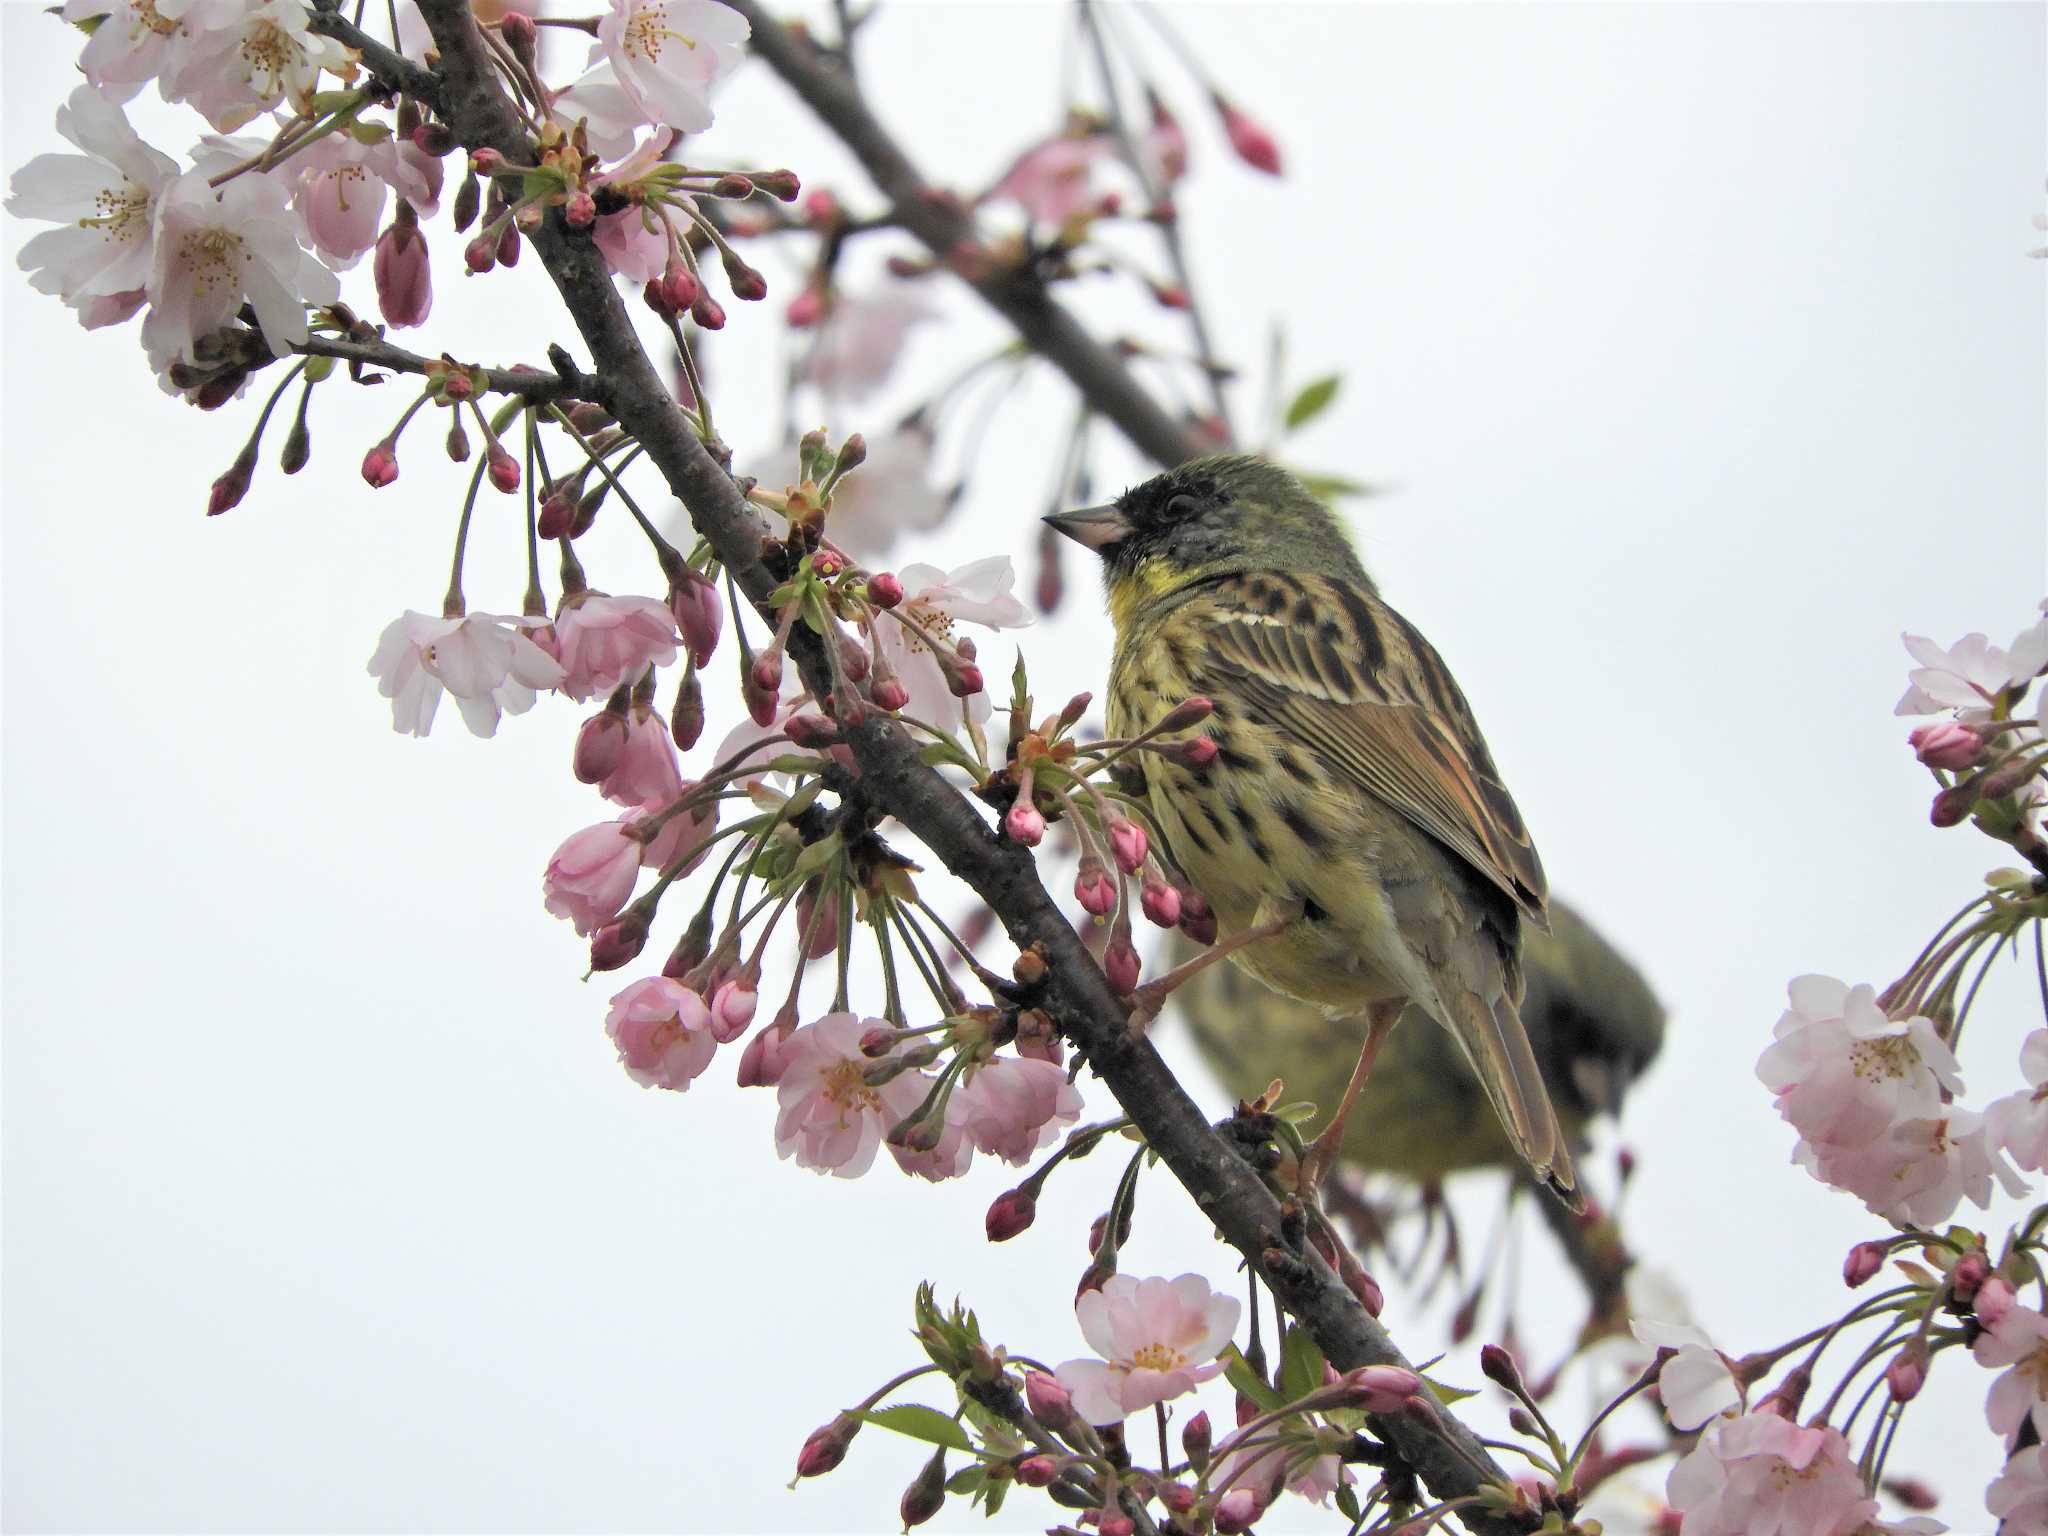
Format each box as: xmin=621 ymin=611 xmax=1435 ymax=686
xmin=589 ymin=913 xmax=649 ymax=971
xmin=1843 ymin=1240 xmax=1887 ymax=1288
xmin=1176 ymin=735 xmax=1218 ymax=769
xmin=1930 ymin=782 xmax=1977 ymax=827
xmin=1098 ymin=1516 xmax=1133 ymax=1536
xmin=1103 ymin=933 xmax=1141 ymax=992
xmin=865 ymin=571 xmax=904 ymax=609
xmin=722 ymin=250 xmax=767 ymax=300
xmin=660 ymin=261 xmax=701 ymax=314
xmin=786 ymin=713 xmax=841 ymax=749
xmin=564 ymin=189 xmax=597 ymax=228
xmin=1480 ymin=1344 xmax=1526 ymax=1396
xmin=1177 ymin=887 xmax=1217 ymax=945
xmin=1215 ymin=94 xmax=1282 ymax=176
xmin=986 ymin=1188 xmax=1037 ymax=1242
xmin=1181 ymin=1410 xmax=1212 ymax=1473
xmin=486 ymin=443 xmax=520 ymax=493
xmin=1884 ymin=1476 xmax=1940 ymax=1512
xmin=1107 ymin=818 xmax=1148 ymax=876
xmin=279 ymin=412 xmax=311 ymax=476
xmin=444 ymin=412 xmax=471 ymax=462
xmin=1005 ymin=800 xmax=1047 ymax=846
xmin=574 ymin=709 xmax=629 ymax=783
xmin=754 ymin=168 xmax=801 ymax=201
xmin=1213 ymin=1487 xmax=1263 ymax=1535
xmin=208 ymin=443 xmax=257 ymax=515
xmin=735 ymin=1024 xmax=786 ymax=1088
xmin=471 ymin=147 xmax=505 ymax=176
xmin=949 ymin=662 xmax=985 ymax=698
xmin=671 ymin=665 xmax=705 ymax=749
xmin=1886 ymin=1343 xmax=1927 ymax=1402
xmin=691 ymin=292 xmax=727 ymax=330
xmin=1024 ymin=1372 xmax=1076 ymax=1430
xmin=452 ymin=171 xmax=480 ymax=231
xmin=870 ymin=677 xmax=909 ymax=712
xmin=1344 ymin=1364 xmax=1424 ymax=1413
xmin=1910 ymin=720 xmax=1984 ymax=770
xmin=464 ymin=234 xmax=496 ymax=273
xmin=497 ymin=9 xmax=535 ymax=49
xmin=361 ymin=440 xmax=399 ymax=487
xmin=539 ymin=486 xmax=578 ymax=540
xmin=495 ymin=222 xmax=520 ymax=267
xmin=900 ymin=1447 xmax=946 ymax=1530
xmin=1015 ymin=1454 xmax=1057 ymax=1488
xmin=1139 ymin=875 xmax=1181 ymax=928
xmin=410 ymin=120 xmax=454 ymax=157
xmin=794 ymin=1411 xmax=860 ymax=1478
xmin=1951 ymin=1249 xmax=1991 ymax=1304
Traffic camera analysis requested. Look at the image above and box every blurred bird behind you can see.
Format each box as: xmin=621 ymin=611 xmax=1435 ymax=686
xmin=1174 ymin=898 xmax=1666 ymax=1181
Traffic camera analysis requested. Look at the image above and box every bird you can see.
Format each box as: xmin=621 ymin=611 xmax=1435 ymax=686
xmin=1044 ymin=454 xmax=1581 ymax=1206
xmin=1170 ymin=896 xmax=1666 ymax=1183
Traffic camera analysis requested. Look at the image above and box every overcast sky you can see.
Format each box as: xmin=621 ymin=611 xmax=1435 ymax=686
xmin=4 ymin=2 xmax=2044 ymax=1533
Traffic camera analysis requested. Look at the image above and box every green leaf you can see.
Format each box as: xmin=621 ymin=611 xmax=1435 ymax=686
xmin=1283 ymin=374 xmax=1341 ymax=432
xmin=859 ymin=1405 xmax=973 ymax=1453
xmin=1336 ymin=1484 xmax=1362 ymax=1522
xmin=945 ymin=1465 xmax=988 ymax=1495
xmin=1223 ymin=1345 xmax=1282 ymax=1412
xmin=348 ymin=119 xmax=392 ymax=146
xmin=1279 ymin=1324 xmax=1326 ymax=1402
xmin=1417 ymin=1372 xmax=1479 ymax=1408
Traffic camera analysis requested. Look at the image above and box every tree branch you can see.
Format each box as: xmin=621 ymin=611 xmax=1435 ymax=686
xmin=403 ymin=1 xmax=1530 ymax=1528
xmin=294 ymin=329 xmax=598 ymax=402
xmin=720 ymin=0 xmax=1209 ymax=471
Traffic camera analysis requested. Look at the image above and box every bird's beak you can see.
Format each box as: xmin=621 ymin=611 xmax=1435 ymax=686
xmin=1042 ymin=503 xmax=1131 ymax=552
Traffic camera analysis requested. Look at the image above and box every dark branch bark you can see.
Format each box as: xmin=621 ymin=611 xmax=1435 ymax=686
xmin=293 ymin=330 xmax=596 ymax=401
xmin=394 ymin=3 xmax=1528 ymax=1529
xmin=720 ymin=0 xmax=1209 ymax=472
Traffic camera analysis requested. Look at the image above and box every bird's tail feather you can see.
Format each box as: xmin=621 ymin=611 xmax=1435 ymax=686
xmin=1444 ymin=987 xmax=1582 ymax=1211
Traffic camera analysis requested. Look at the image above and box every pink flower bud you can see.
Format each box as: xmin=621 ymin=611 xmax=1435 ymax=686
xmin=794 ymin=1411 xmax=860 ymax=1478
xmin=1005 ymin=800 xmax=1047 ymax=846
xmin=641 ymin=277 xmax=677 ymax=320
xmin=949 ymin=662 xmax=985 ymax=698
xmin=750 ymin=649 xmax=784 ymax=700
xmin=538 ymin=486 xmax=577 ymax=540
xmin=439 ymin=369 xmax=474 ymax=402
xmin=589 ymin=914 xmax=649 ymax=971
xmin=1214 ymin=1487 xmax=1263 ymax=1534
xmin=1216 ymin=95 xmax=1282 ymax=176
xmin=871 ymin=678 xmax=909 ymax=712
xmin=1177 ymin=887 xmax=1217 ymax=945
xmin=1910 ymin=720 xmax=1983 ymax=770
xmin=785 ymin=285 xmax=825 ymax=328
xmin=723 ymin=252 xmax=767 ymax=300
xmin=784 ymin=713 xmax=840 ymax=750
xmin=464 ymin=234 xmax=496 ymax=273
xmin=1104 ymin=933 xmax=1141 ymax=992
xmin=1176 ymin=735 xmax=1218 ymax=768
xmin=564 ymin=189 xmax=597 ymax=228
xmin=1885 ymin=1345 xmax=1926 ymax=1402
xmin=1106 ymin=817 xmax=1148 ymax=876
xmin=495 ymin=222 xmax=521 ymax=267
xmin=1480 ymin=1344 xmax=1525 ymax=1394
xmin=1014 ymin=1454 xmax=1056 ymax=1487
xmin=1058 ymin=692 xmax=1092 ymax=729
xmin=1024 ymin=1371 xmax=1075 ymax=1429
xmin=208 ymin=444 xmax=256 ymax=515
xmin=1930 ymin=782 xmax=1977 ymax=827
xmin=659 ymin=260 xmax=700 ymax=314
xmin=1843 ymin=1240 xmax=1886 ymax=1288
xmin=1140 ymin=875 xmax=1181 ymax=928
xmin=1976 ymin=1275 xmax=2017 ymax=1328
xmin=899 ymin=1447 xmax=946 ymax=1529
xmin=1346 ymin=1364 xmax=1424 ymax=1413
xmin=753 ymin=168 xmax=801 ymax=201
xmin=1074 ymin=858 xmax=1117 ymax=917
xmin=573 ymin=710 xmax=629 ymax=784
xmin=471 ymin=147 xmax=505 ymax=176
xmin=410 ymin=121 xmax=454 ymax=156
xmin=1952 ymin=1249 xmax=1990 ymax=1303
xmin=865 ymin=572 xmax=904 ymax=609
xmin=1181 ymin=1410 xmax=1212 ymax=1472
xmin=361 ymin=441 xmax=399 ymax=487
xmin=373 ymin=214 xmax=432 ymax=328
xmin=985 ymin=1188 xmax=1037 ymax=1242
xmin=498 ymin=9 xmax=535 ymax=47
xmin=707 ymin=980 xmax=757 ymax=1042
xmin=1161 ymin=1483 xmax=1197 ymax=1515
xmin=691 ymin=292 xmax=727 ymax=331
xmin=486 ymin=444 xmax=520 ymax=493
xmin=1151 ymin=280 xmax=1190 ymax=310
xmin=1098 ymin=1516 xmax=1133 ymax=1536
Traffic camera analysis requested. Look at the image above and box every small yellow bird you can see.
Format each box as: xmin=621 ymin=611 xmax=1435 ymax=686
xmin=1046 ymin=455 xmax=1580 ymax=1207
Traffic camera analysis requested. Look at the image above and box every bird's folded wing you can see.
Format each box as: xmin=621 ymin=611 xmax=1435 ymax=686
xmin=1194 ymin=574 xmax=1548 ymax=920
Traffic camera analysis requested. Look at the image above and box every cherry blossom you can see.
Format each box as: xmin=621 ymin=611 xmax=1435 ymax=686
xmin=1211 ymin=1440 xmax=1349 ymax=1512
xmin=887 ymin=1114 xmax=974 ymax=1183
xmin=542 ymin=815 xmax=644 ymax=934
xmin=1665 ymin=1411 xmax=1878 ymax=1536
xmin=797 ymin=285 xmax=939 ymax=401
xmin=7 ymin=88 xmax=178 ymax=324
xmin=950 ymin=1055 xmax=1083 ymax=1164
xmin=367 ymin=611 xmax=566 ymax=737
xmin=590 ymin=130 xmax=681 ymax=282
xmin=62 ymin=0 xmax=212 ymax=101
xmin=553 ymin=59 xmax=648 ymax=162
xmin=291 ymin=132 xmax=443 ymax=269
xmin=606 ymin=976 xmax=716 ymax=1090
xmin=992 ymin=133 xmax=1112 ymax=226
xmin=168 ymin=0 xmax=349 ymax=132
xmin=1990 ymin=1446 xmax=2048 ymax=1535
xmin=1989 ymin=1030 xmax=2048 ymax=1171
xmin=595 ymin=0 xmax=749 ymax=136
xmin=2010 ymin=600 xmax=2048 ymax=687
xmin=772 ymin=1012 xmax=928 ymax=1178
xmin=1895 ymin=630 xmax=2015 ymax=720
xmin=1630 ymin=1318 xmax=1741 ymax=1432
xmin=872 ymin=556 xmax=1032 ymax=727
xmin=546 ymin=593 xmax=680 ymax=701
xmin=141 ymin=168 xmax=340 ymax=378
xmin=637 ymin=793 xmax=716 ymax=875
xmin=598 ymin=707 xmax=684 ymax=808
xmin=1053 ymin=1273 xmax=1239 ymax=1424
xmin=1974 ymin=1297 xmax=2048 ymax=1439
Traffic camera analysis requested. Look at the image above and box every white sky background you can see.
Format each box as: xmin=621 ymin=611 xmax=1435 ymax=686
xmin=3 ymin=1 xmax=2044 ymax=1532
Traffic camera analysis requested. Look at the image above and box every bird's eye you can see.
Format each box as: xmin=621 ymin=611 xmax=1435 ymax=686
xmin=1165 ymin=493 xmax=1201 ymax=519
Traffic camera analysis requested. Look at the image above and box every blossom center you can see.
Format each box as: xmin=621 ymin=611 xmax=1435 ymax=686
xmin=178 ymin=225 xmax=250 ymax=294
xmin=899 ymin=599 xmax=952 ymax=654
xmin=1848 ymin=1035 xmax=1920 ymax=1083
xmin=82 ymin=180 xmax=153 ymax=246
xmin=322 ymin=165 xmax=369 ymax=212
xmin=238 ymin=19 xmax=299 ymax=89
xmin=821 ymin=1057 xmax=880 ymax=1116
xmin=1128 ymin=1343 xmax=1187 ymax=1373
xmin=625 ymin=4 xmax=700 ymax=64
xmin=128 ymin=0 xmax=182 ymax=39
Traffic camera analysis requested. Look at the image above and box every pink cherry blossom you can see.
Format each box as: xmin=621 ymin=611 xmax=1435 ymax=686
xmin=1794 ymin=1106 xmax=2019 ymax=1228
xmin=1630 ymin=1319 xmax=1741 ymax=1432
xmin=542 ymin=816 xmax=643 ymax=934
xmin=888 ymin=1114 xmax=974 ymax=1182
xmin=798 ymin=285 xmax=939 ymax=401
xmin=599 ymin=707 xmax=684 ymax=808
xmin=637 ymin=793 xmax=716 ymax=875
xmin=1989 ymin=1445 xmax=2048 ymax=1534
xmin=141 ymin=169 xmax=339 ymax=377
xmin=61 ymin=0 xmax=212 ymax=100
xmin=1974 ymin=1298 xmax=2048 ymax=1439
xmin=708 ymin=979 xmax=757 ymax=1042
xmin=773 ymin=1013 xmax=930 ymax=1178
xmin=872 ymin=556 xmax=1032 ymax=728
xmin=992 ymin=133 xmax=1112 ymax=226
xmin=547 ymin=593 xmax=679 ymax=701
xmin=1053 ymin=1273 xmax=1240 ymax=1424
xmin=605 ymin=976 xmax=716 ymax=1090
xmin=1989 ymin=1030 xmax=2048 ymax=1171
xmin=373 ymin=211 xmax=432 ymax=327
xmin=951 ymin=1055 xmax=1083 ymax=1164
xmin=367 ymin=611 xmax=566 ymax=737
xmin=2010 ymin=601 xmax=2048 ymax=687
xmin=589 ymin=130 xmax=681 ymax=281
xmin=1211 ymin=1439 xmax=1349 ymax=1512
xmin=290 ymin=131 xmax=440 ymax=269
xmin=552 ymin=59 xmax=648 ymax=162
xmin=1895 ymin=630 xmax=2014 ymax=720
xmin=1665 ymin=1411 xmax=1877 ymax=1536
xmin=596 ymin=0 xmax=749 ymax=136
xmin=8 ymin=87 xmax=178 ymax=323
xmin=168 ymin=0 xmax=350 ymax=131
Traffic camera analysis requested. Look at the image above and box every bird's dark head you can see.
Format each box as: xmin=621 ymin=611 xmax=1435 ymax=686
xmin=1043 ymin=455 xmax=1366 ymax=622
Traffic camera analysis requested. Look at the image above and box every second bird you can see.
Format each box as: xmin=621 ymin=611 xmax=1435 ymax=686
xmin=1046 ymin=455 xmax=1579 ymax=1207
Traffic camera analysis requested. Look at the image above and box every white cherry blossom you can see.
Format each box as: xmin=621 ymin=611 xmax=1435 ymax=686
xmin=595 ymin=0 xmax=749 ymax=136
xmin=368 ymin=611 xmax=567 ymax=738
xmin=167 ymin=0 xmax=349 ymax=131
xmin=874 ymin=556 xmax=1031 ymax=727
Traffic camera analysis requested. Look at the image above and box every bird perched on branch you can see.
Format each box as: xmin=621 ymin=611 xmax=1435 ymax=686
xmin=1171 ymin=897 xmax=1666 ymax=1183
xmin=1046 ymin=455 xmax=1581 ymax=1206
